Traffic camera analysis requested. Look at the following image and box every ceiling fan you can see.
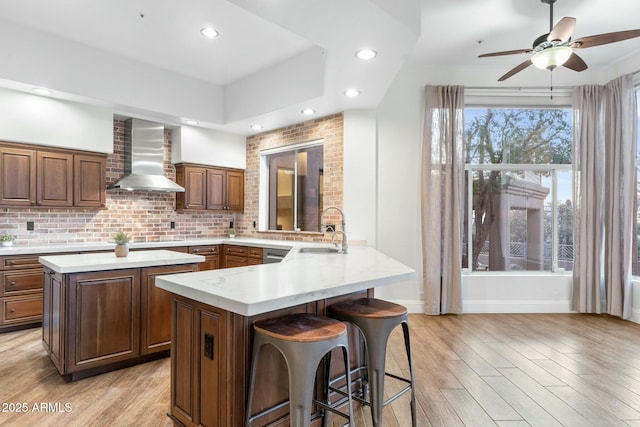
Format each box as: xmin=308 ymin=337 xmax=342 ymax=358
xmin=479 ymin=0 xmax=640 ymax=81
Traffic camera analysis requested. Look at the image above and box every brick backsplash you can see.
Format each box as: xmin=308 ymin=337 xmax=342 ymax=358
xmin=240 ymin=113 xmax=344 ymax=243
xmin=1 ymin=115 xmax=343 ymax=246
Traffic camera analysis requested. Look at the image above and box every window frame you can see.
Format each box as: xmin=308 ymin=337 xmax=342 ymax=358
xmin=259 ymin=139 xmax=324 ymax=232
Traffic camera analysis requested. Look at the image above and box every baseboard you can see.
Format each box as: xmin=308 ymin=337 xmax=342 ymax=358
xmin=463 ymin=300 xmax=573 ymax=313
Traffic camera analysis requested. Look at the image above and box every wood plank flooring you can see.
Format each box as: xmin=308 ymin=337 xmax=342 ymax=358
xmin=1 ymin=314 xmax=640 ymax=426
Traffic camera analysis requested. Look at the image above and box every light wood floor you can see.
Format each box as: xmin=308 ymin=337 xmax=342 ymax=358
xmin=2 ymin=314 xmax=640 ymax=426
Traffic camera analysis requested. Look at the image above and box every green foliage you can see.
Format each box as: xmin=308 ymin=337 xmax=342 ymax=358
xmin=113 ymin=231 xmax=133 ymax=245
xmin=0 ymin=234 xmax=16 ymax=242
xmin=465 ymin=108 xmax=572 ymax=165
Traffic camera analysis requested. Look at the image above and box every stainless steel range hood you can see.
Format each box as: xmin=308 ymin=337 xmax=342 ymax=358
xmin=108 ymin=118 xmax=185 ymax=192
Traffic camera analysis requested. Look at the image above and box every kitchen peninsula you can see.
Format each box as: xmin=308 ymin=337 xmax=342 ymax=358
xmin=39 ymin=250 xmax=205 ymax=381
xmin=155 ymin=245 xmax=415 ymax=427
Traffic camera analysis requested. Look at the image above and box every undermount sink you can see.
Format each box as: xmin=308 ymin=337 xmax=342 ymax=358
xmin=298 ymin=246 xmax=340 ymax=254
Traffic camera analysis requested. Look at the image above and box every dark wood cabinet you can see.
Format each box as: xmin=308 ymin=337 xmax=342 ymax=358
xmin=141 ymin=264 xmax=199 ymax=355
xmin=0 ymin=145 xmax=36 ymax=206
xmin=189 ymin=245 xmax=220 ymax=271
xmin=37 ymin=150 xmax=73 ymax=207
xmin=42 ymin=263 xmax=200 ymax=380
xmin=74 ymin=154 xmax=106 ymax=207
xmin=176 ymin=163 xmax=244 ymax=212
xmin=0 ymin=142 xmax=106 ymax=209
xmin=170 ymin=295 xmax=231 ymax=427
xmin=67 ymin=269 xmax=141 ymax=372
xmin=0 ymin=254 xmax=43 ymax=332
xmin=223 ymin=245 xmax=263 ymax=268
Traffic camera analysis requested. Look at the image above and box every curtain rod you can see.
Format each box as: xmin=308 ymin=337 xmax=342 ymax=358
xmin=464 ymin=86 xmax=572 ymax=91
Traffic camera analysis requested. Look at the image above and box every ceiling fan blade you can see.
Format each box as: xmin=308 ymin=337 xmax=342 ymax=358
xmin=498 ymin=60 xmax=532 ymax=81
xmin=479 ymin=49 xmax=532 ymax=58
xmin=548 ymin=17 xmax=576 ymax=43
xmin=571 ymin=29 xmax=640 ymax=49
xmin=562 ymin=52 xmax=588 ymax=71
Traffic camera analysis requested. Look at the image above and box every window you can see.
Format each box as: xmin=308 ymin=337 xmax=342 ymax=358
xmin=463 ymin=108 xmax=573 ymax=272
xmin=260 ymin=140 xmax=324 ymax=232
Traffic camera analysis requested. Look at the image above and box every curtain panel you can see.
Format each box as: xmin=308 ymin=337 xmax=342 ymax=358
xmin=420 ymin=85 xmax=464 ymax=315
xmin=572 ymin=74 xmax=637 ymax=319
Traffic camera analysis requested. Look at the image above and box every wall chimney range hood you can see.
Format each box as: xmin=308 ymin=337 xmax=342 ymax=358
xmin=108 ymin=118 xmax=185 ymax=192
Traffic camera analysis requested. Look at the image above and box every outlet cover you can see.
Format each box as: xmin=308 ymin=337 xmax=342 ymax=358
xmin=170 ymin=221 xmax=176 ymax=229
xmin=26 ymin=221 xmax=34 ymax=231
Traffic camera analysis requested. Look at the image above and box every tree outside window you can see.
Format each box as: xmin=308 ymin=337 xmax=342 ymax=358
xmin=464 ymin=108 xmax=573 ymax=272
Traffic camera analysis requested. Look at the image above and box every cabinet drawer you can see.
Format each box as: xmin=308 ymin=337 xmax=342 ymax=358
xmin=1 ymin=269 xmax=43 ymax=295
xmin=189 ymin=245 xmax=219 ymax=256
xmin=3 ymin=296 xmax=43 ymax=322
xmin=225 ymin=255 xmax=247 ymax=268
xmin=1 ymin=255 xmax=42 ymax=270
xmin=248 ymin=247 xmax=263 ymax=259
xmin=224 ymin=245 xmax=247 ymax=256
xmin=247 ymin=258 xmax=262 ymax=266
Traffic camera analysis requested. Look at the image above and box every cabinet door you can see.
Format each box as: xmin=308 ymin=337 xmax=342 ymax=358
xmin=206 ymin=168 xmax=225 ymax=210
xmin=140 ymin=264 xmax=198 ymax=355
xmin=183 ymin=166 xmax=208 ymax=210
xmin=170 ymin=296 xmax=229 ymax=427
xmin=1 ymin=268 xmax=44 ymax=296
xmin=37 ymin=150 xmax=73 ymax=207
xmin=0 ymin=146 xmax=36 ymax=206
xmin=74 ymin=154 xmax=106 ymax=208
xmin=66 ymin=269 xmax=140 ymax=372
xmin=225 ymin=170 xmax=244 ymax=212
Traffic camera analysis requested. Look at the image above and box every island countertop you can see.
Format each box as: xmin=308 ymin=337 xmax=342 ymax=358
xmin=155 ymin=245 xmax=416 ymax=317
xmin=39 ymin=249 xmax=205 ymax=273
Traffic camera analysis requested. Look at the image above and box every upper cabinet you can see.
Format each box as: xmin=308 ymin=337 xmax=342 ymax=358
xmin=0 ymin=142 xmax=106 ymax=209
xmin=175 ymin=164 xmax=244 ymax=212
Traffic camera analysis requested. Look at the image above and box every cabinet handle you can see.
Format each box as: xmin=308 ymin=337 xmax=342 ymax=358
xmin=9 ymin=282 xmax=16 ymax=286
xmin=9 ymin=309 xmax=15 ymax=313
xmin=7 ymin=261 xmax=15 ymax=266
xmin=192 ymin=249 xmax=200 ymax=253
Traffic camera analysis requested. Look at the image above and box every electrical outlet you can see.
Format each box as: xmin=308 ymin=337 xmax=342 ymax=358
xmin=326 ymin=224 xmax=336 ymax=232
xmin=253 ymin=221 xmax=256 ymax=228
xmin=26 ymin=221 xmax=34 ymax=231
xmin=170 ymin=221 xmax=176 ymax=229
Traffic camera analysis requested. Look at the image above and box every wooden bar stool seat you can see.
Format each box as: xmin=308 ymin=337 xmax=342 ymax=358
xmin=327 ymin=298 xmax=416 ymax=427
xmin=246 ymin=313 xmax=354 ymax=427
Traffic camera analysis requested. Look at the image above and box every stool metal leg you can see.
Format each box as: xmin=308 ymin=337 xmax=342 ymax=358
xmin=402 ymin=320 xmax=417 ymax=427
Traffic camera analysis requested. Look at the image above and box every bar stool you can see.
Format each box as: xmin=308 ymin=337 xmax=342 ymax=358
xmin=246 ymin=313 xmax=354 ymax=427
xmin=327 ymin=298 xmax=416 ymax=427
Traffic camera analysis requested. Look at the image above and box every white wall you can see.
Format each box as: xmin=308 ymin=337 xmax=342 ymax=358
xmin=343 ymin=110 xmax=378 ymax=247
xmin=172 ymin=125 xmax=246 ymax=169
xmin=0 ymin=87 xmax=113 ymax=153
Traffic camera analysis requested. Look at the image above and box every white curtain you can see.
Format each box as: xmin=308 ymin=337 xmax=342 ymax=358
xmin=572 ymin=74 xmax=637 ymax=319
xmin=421 ymin=85 xmax=464 ymax=315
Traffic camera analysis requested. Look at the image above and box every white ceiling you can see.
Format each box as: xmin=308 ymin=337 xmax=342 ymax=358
xmin=0 ymin=0 xmax=639 ymax=135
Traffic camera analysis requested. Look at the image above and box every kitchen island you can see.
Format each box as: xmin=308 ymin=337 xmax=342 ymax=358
xmin=39 ymin=250 xmax=205 ymax=381
xmin=155 ymin=245 xmax=415 ymax=427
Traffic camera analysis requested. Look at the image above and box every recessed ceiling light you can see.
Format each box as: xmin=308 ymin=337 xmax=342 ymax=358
xmin=184 ymin=119 xmax=198 ymax=125
xmin=32 ymin=87 xmax=53 ymax=96
xmin=344 ymin=89 xmax=360 ymax=97
xmin=301 ymin=108 xmax=316 ymax=115
xmin=200 ymin=27 xmax=219 ymax=39
xmin=250 ymin=124 xmax=263 ymax=130
xmin=355 ymin=49 xmax=377 ymax=60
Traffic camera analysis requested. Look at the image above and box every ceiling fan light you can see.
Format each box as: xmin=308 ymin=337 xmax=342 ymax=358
xmin=531 ymin=46 xmax=573 ymax=70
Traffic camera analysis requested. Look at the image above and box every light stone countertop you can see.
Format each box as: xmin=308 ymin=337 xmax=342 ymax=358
xmin=155 ymin=245 xmax=416 ymax=317
xmin=39 ymin=250 xmax=206 ymax=273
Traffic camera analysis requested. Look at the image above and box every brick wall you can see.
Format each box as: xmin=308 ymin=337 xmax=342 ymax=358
xmin=239 ymin=113 xmax=344 ymax=243
xmin=0 ymin=120 xmax=237 ymax=246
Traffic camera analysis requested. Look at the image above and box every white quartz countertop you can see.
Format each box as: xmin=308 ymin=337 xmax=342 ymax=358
xmin=39 ymin=250 xmax=206 ymax=273
xmin=155 ymin=245 xmax=416 ymax=317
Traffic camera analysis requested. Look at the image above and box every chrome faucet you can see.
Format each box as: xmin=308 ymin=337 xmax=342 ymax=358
xmin=321 ymin=206 xmax=347 ymax=253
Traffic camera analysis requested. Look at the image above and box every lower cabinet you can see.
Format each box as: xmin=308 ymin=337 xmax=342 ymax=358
xmin=42 ymin=263 xmax=199 ymax=379
xmin=171 ymin=295 xmax=231 ymax=427
xmin=0 ymin=254 xmax=44 ymax=332
xmin=189 ymin=245 xmax=220 ymax=271
xmin=222 ymin=245 xmax=263 ymax=268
